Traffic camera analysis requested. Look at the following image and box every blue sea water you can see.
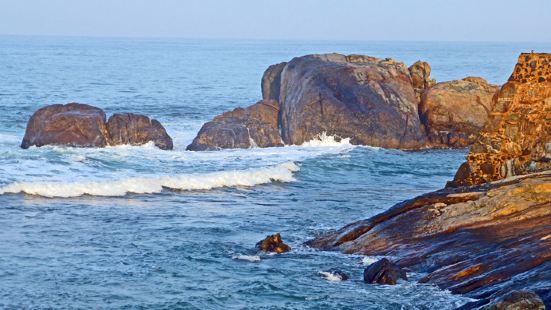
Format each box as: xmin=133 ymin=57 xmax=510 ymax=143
xmin=0 ymin=37 xmax=550 ymax=309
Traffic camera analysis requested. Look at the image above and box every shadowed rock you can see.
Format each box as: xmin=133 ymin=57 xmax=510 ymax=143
xmin=107 ymin=113 xmax=173 ymax=150
xmin=262 ymin=62 xmax=287 ymax=102
xmin=420 ymin=77 xmax=499 ymax=147
xmin=256 ymin=233 xmax=291 ymax=254
xmin=21 ymin=103 xmax=109 ymax=149
xmin=186 ymin=99 xmax=283 ymax=151
xmin=278 ymin=53 xmax=427 ymax=148
xmin=363 ymin=258 xmax=407 ymax=285
xmin=21 ymin=103 xmax=173 ymax=150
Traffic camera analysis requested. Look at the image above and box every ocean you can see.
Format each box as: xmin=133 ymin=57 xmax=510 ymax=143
xmin=0 ymin=37 xmax=549 ymax=309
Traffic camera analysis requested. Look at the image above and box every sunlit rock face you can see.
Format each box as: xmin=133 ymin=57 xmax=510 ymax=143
xmin=450 ymin=53 xmax=551 ymax=186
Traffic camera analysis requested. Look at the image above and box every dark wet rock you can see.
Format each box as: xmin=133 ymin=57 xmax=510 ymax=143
xmin=186 ymin=99 xmax=283 ymax=151
xmin=278 ymin=53 xmax=427 ymax=148
xmin=21 ymin=103 xmax=109 ymax=149
xmin=420 ymin=77 xmax=499 ymax=148
xmin=363 ymin=258 xmax=407 ymax=285
xmin=21 ymin=103 xmax=173 ymax=150
xmin=107 ymin=113 xmax=173 ymax=150
xmin=482 ymin=290 xmax=545 ymax=310
xmin=262 ymin=62 xmax=287 ymax=102
xmin=256 ymin=233 xmax=291 ymax=254
xmin=307 ymin=53 xmax=551 ymax=307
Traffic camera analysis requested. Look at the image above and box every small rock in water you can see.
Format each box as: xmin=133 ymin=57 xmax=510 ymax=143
xmin=256 ymin=233 xmax=291 ymax=254
xmin=319 ymin=268 xmax=349 ymax=282
xmin=363 ymin=258 xmax=407 ymax=285
xmin=483 ymin=290 xmax=545 ymax=310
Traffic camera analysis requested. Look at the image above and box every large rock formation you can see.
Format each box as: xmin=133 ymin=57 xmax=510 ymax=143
xmin=420 ymin=77 xmax=500 ymax=147
xmin=107 ymin=113 xmax=173 ymax=150
xmin=190 ymin=53 xmax=498 ymax=151
xmin=21 ymin=103 xmax=110 ymax=149
xmin=186 ymin=99 xmax=283 ymax=151
xmin=308 ymin=53 xmax=551 ymax=308
xmin=278 ymin=54 xmax=427 ymax=148
xmin=450 ymin=53 xmax=551 ymax=186
xmin=21 ymin=103 xmax=173 ymax=150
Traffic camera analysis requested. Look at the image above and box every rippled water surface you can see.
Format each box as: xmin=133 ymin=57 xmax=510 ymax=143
xmin=1 ymin=37 xmax=550 ymax=309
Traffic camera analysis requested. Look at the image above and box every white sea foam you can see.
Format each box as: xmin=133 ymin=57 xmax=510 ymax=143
xmin=0 ymin=162 xmax=300 ymax=198
xmin=319 ymin=271 xmax=345 ymax=282
xmin=300 ymin=132 xmax=352 ymax=147
xmin=232 ymin=255 xmax=261 ymax=262
xmin=362 ymin=256 xmax=384 ymax=265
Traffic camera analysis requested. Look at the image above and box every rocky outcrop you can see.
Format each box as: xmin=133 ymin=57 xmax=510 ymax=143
xmin=21 ymin=103 xmax=110 ymax=149
xmin=420 ymin=77 xmax=499 ymax=147
xmin=278 ymin=54 xmax=427 ymax=148
xmin=190 ymin=53 xmax=500 ymax=151
xmin=21 ymin=103 xmax=173 ymax=150
xmin=308 ymin=53 xmax=551 ymax=308
xmin=363 ymin=258 xmax=407 ymax=285
xmin=450 ymin=53 xmax=551 ymax=186
xmin=256 ymin=233 xmax=291 ymax=254
xmin=186 ymin=99 xmax=283 ymax=151
xmin=107 ymin=113 xmax=173 ymax=150
xmin=262 ymin=62 xmax=287 ymax=102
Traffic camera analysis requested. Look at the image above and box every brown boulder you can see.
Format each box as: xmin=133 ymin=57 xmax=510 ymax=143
xmin=420 ymin=77 xmax=499 ymax=147
xmin=107 ymin=113 xmax=173 ymax=150
xmin=21 ymin=103 xmax=173 ymax=150
xmin=186 ymin=99 xmax=283 ymax=151
xmin=408 ymin=60 xmax=436 ymax=102
xmin=256 ymin=233 xmax=291 ymax=254
xmin=363 ymin=258 xmax=407 ymax=285
xmin=21 ymin=103 xmax=109 ymax=149
xmin=450 ymin=53 xmax=551 ymax=186
xmin=278 ymin=54 xmax=427 ymax=148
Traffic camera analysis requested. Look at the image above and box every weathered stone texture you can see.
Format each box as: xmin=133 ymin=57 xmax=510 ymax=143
xmin=450 ymin=53 xmax=551 ymax=186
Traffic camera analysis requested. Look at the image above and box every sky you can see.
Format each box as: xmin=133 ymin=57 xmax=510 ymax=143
xmin=0 ymin=0 xmax=550 ymax=42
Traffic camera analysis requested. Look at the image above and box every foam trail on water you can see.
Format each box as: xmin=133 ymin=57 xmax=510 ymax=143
xmin=0 ymin=162 xmax=300 ymax=198
xmin=299 ymin=132 xmax=352 ymax=147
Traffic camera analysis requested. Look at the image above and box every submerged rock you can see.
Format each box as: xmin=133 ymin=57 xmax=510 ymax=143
xmin=307 ymin=53 xmax=551 ymax=307
xmin=363 ymin=258 xmax=407 ymax=285
xmin=186 ymin=99 xmax=283 ymax=151
xmin=420 ymin=77 xmax=499 ymax=147
xmin=107 ymin=113 xmax=173 ymax=150
xmin=256 ymin=233 xmax=291 ymax=254
xmin=21 ymin=103 xmax=173 ymax=150
xmin=482 ymin=290 xmax=545 ymax=310
xmin=278 ymin=54 xmax=427 ymax=149
xmin=21 ymin=103 xmax=109 ymax=149
xmin=319 ymin=268 xmax=349 ymax=281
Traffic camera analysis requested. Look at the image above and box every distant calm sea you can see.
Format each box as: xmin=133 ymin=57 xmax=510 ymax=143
xmin=0 ymin=37 xmax=549 ymax=309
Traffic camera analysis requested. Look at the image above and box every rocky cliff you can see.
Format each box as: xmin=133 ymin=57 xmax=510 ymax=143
xmin=450 ymin=53 xmax=551 ymax=186
xmin=308 ymin=53 xmax=551 ymax=309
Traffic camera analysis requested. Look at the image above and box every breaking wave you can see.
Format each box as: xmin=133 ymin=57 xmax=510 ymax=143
xmin=0 ymin=162 xmax=300 ymax=198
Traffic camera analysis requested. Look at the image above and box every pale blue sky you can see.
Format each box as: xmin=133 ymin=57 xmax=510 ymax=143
xmin=0 ymin=0 xmax=550 ymax=42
